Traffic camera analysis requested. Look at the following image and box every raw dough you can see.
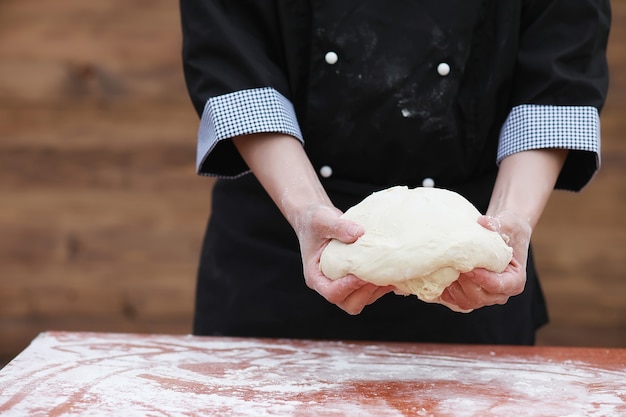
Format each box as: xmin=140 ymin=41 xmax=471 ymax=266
xmin=319 ymin=186 xmax=512 ymax=309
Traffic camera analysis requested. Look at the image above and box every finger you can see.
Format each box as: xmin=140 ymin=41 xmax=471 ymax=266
xmin=445 ymin=275 xmax=509 ymax=310
xmin=469 ymin=268 xmax=525 ymax=296
xmin=368 ymin=285 xmax=396 ymax=303
xmin=336 ymin=283 xmax=378 ymax=315
xmin=441 ymin=280 xmax=473 ymax=310
xmin=460 ymin=269 xmax=504 ymax=294
xmin=338 ymin=283 xmax=390 ymax=315
xmin=361 ymin=285 xmax=395 ymax=308
xmin=317 ymin=274 xmax=369 ymax=305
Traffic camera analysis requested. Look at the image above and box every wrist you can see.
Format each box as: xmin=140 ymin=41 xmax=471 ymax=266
xmin=488 ymin=149 xmax=567 ymax=230
xmin=232 ymin=132 xmax=334 ymax=228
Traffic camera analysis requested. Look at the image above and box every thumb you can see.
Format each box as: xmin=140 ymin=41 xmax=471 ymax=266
xmin=332 ymin=219 xmax=364 ymax=244
xmin=478 ymin=214 xmax=501 ymax=233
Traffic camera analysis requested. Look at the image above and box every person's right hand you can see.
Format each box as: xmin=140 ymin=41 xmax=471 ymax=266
xmin=293 ymin=203 xmax=395 ymax=315
xmin=231 ymin=133 xmax=394 ymax=314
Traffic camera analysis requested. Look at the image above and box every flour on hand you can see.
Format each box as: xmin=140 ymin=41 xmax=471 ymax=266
xmin=319 ymin=186 xmax=513 ymax=311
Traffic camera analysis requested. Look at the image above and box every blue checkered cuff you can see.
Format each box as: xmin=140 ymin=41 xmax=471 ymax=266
xmin=197 ymin=87 xmax=303 ymax=173
xmin=498 ymin=105 xmax=601 ymax=162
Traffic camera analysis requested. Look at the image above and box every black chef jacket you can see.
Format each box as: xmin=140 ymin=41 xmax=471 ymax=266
xmin=180 ymin=0 xmax=610 ymax=344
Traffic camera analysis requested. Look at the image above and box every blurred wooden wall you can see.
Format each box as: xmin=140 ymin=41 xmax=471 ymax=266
xmin=0 ymin=0 xmax=206 ymax=365
xmin=1 ymin=0 xmax=624 ymax=365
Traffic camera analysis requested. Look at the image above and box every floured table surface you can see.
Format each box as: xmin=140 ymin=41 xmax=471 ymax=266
xmin=0 ymin=332 xmax=624 ymax=416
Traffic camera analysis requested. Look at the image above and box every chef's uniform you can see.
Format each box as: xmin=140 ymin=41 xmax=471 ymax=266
xmin=180 ymin=0 xmax=610 ymax=344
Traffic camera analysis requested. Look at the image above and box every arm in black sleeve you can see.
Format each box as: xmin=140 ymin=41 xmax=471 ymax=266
xmin=180 ymin=0 xmax=303 ymax=177
xmin=498 ymin=0 xmax=611 ymax=190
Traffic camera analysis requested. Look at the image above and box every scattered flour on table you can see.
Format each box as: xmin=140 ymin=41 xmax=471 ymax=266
xmin=0 ymin=332 xmax=624 ymax=417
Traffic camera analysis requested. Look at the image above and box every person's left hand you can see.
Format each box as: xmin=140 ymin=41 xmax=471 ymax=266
xmin=439 ymin=211 xmax=532 ymax=311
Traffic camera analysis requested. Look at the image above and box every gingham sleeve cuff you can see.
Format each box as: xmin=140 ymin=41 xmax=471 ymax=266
xmin=498 ymin=105 xmax=601 ymax=191
xmin=498 ymin=105 xmax=600 ymax=160
xmin=196 ymin=87 xmax=303 ymax=176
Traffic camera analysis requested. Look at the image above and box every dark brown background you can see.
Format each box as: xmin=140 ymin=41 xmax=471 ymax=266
xmin=1 ymin=0 xmax=624 ymax=365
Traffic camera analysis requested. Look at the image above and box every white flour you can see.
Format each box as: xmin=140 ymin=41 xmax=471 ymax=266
xmin=0 ymin=332 xmax=624 ymax=416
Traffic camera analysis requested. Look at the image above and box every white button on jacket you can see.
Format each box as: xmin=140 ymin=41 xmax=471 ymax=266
xmin=325 ymin=51 xmax=338 ymax=65
xmin=422 ymin=177 xmax=435 ymax=187
xmin=437 ymin=62 xmax=450 ymax=76
xmin=319 ymin=165 xmax=333 ymax=178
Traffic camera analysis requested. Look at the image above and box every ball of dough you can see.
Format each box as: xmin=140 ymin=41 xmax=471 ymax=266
xmin=319 ymin=186 xmax=513 ymax=305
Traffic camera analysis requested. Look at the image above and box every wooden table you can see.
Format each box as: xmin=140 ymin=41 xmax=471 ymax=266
xmin=0 ymin=332 xmax=624 ymax=416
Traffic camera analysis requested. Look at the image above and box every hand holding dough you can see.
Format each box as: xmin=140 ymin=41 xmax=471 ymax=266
xmin=319 ymin=186 xmax=513 ymax=310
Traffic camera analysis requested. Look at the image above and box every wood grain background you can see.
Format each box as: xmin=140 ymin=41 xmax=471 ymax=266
xmin=1 ymin=0 xmax=624 ymax=365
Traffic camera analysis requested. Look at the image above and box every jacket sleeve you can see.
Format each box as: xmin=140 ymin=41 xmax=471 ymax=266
xmin=180 ymin=0 xmax=303 ymax=177
xmin=497 ymin=0 xmax=611 ymax=190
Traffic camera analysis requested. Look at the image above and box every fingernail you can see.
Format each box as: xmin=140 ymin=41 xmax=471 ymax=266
xmin=347 ymin=224 xmax=361 ymax=237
